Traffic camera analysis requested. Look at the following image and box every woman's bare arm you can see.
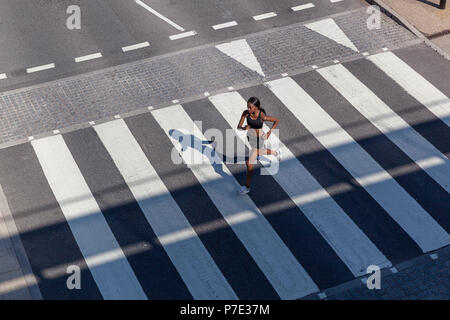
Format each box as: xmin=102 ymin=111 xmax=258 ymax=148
xmin=237 ymin=111 xmax=249 ymax=130
xmin=261 ymin=113 xmax=280 ymax=138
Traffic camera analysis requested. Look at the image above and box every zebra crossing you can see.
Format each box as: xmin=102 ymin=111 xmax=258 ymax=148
xmin=0 ymin=51 xmax=448 ymax=300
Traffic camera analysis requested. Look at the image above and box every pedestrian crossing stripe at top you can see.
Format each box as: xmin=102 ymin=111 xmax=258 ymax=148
xmin=5 ymin=51 xmax=449 ymax=300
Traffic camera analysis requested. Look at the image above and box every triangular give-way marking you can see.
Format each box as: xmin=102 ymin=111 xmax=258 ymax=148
xmin=216 ymin=39 xmax=265 ymax=77
xmin=305 ymin=18 xmax=359 ymax=52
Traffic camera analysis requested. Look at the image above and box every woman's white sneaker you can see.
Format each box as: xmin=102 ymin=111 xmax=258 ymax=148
xmin=238 ymin=185 xmax=250 ymax=195
xmin=276 ymin=148 xmax=282 ymax=161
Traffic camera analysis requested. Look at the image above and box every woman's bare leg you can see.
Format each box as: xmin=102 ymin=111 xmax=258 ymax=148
xmin=258 ymin=148 xmax=277 ymax=156
xmin=245 ymin=149 xmax=258 ymax=187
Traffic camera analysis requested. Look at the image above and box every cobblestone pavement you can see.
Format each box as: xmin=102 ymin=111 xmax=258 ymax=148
xmin=302 ymin=245 xmax=450 ymax=300
xmin=0 ymin=7 xmax=417 ymax=148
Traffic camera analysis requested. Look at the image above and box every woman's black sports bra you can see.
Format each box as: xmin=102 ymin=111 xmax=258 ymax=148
xmin=246 ymin=110 xmax=264 ymax=129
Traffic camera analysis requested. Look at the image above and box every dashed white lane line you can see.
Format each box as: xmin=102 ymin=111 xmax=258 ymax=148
xmin=169 ymin=31 xmax=197 ymax=40
xmin=291 ymin=3 xmax=315 ymax=11
xmin=122 ymin=42 xmax=150 ymax=52
xmin=253 ymin=12 xmax=277 ymax=21
xmin=330 ymin=0 xmax=345 ymax=3
xmin=135 ymin=0 xmax=185 ymax=32
xmin=0 ymin=73 xmax=6 ymax=80
xmin=212 ymin=21 xmax=238 ymax=30
xmin=26 ymin=63 xmax=55 ymax=74
xmin=75 ymin=52 xmax=103 ymax=63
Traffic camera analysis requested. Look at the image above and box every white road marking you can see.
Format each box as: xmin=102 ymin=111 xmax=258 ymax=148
xmin=305 ymin=18 xmax=359 ymax=52
xmin=216 ymin=39 xmax=265 ymax=77
xmin=169 ymin=30 xmax=197 ymax=40
xmin=319 ymin=64 xmax=450 ymax=193
xmin=209 ymin=91 xmax=391 ymax=276
xmin=266 ymin=77 xmax=450 ymax=252
xmin=31 ymin=135 xmax=147 ymax=300
xmin=330 ymin=0 xmax=345 ymax=3
xmin=26 ymin=63 xmax=55 ymax=73
xmin=75 ymin=52 xmax=102 ymax=63
xmin=253 ymin=12 xmax=277 ymax=21
xmin=291 ymin=3 xmax=315 ymax=11
xmin=135 ymin=0 xmax=185 ymax=31
xmin=152 ymin=105 xmax=319 ymax=299
xmin=94 ymin=119 xmax=237 ymax=300
xmin=122 ymin=42 xmax=150 ymax=52
xmin=368 ymin=52 xmax=450 ymax=127
xmin=212 ymin=21 xmax=238 ymax=30
xmin=0 ymin=73 xmax=6 ymax=80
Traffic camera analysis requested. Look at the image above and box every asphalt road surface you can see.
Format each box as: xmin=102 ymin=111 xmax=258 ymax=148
xmin=0 ymin=0 xmax=364 ymax=92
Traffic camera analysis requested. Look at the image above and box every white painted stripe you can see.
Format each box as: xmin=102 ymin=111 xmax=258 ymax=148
xmin=253 ymin=12 xmax=277 ymax=21
xmin=319 ymin=64 xmax=450 ymax=193
xmin=0 ymin=73 xmax=6 ymax=80
xmin=291 ymin=3 xmax=315 ymax=11
xmin=368 ymin=52 xmax=450 ymax=127
xmin=216 ymin=39 xmax=265 ymax=77
xmin=209 ymin=92 xmax=390 ymax=276
xmin=266 ymin=77 xmax=450 ymax=252
xmin=31 ymin=135 xmax=147 ymax=300
xmin=135 ymin=0 xmax=185 ymax=31
xmin=169 ymin=30 xmax=197 ymax=40
xmin=75 ymin=52 xmax=102 ymax=63
xmin=305 ymin=18 xmax=359 ymax=52
xmin=212 ymin=21 xmax=238 ymax=30
xmin=330 ymin=0 xmax=344 ymax=3
xmin=152 ymin=105 xmax=319 ymax=299
xmin=122 ymin=41 xmax=150 ymax=52
xmin=94 ymin=120 xmax=237 ymax=300
xmin=26 ymin=63 xmax=55 ymax=73
xmin=318 ymin=292 xmax=327 ymax=299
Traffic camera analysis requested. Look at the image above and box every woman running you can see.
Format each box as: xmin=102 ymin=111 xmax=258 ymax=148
xmin=237 ymin=97 xmax=281 ymax=195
